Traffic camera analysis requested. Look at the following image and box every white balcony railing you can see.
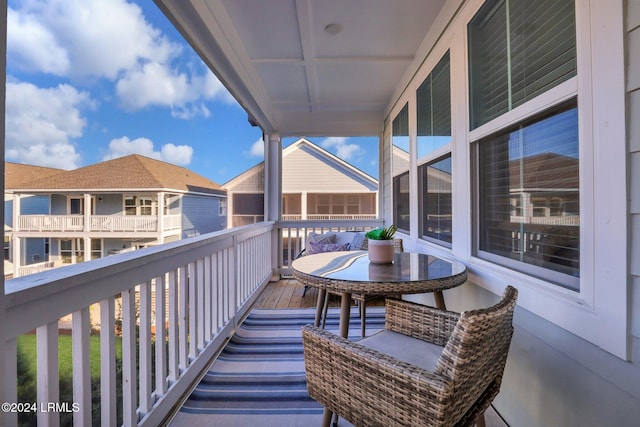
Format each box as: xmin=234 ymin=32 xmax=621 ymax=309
xmin=2 ymin=218 xmax=383 ymax=426
xmin=281 ymin=214 xmax=377 ymax=221
xmin=3 ymin=222 xmax=273 ymax=427
xmin=17 ymin=214 xmax=182 ymax=233
xmin=277 ymin=218 xmax=384 ymax=276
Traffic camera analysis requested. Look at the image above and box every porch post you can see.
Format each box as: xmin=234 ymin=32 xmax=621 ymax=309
xmin=157 ymin=192 xmax=165 ymax=244
xmin=83 ymin=193 xmax=91 ymax=232
xmin=11 ymin=194 xmax=20 ymax=277
xmin=264 ymin=133 xmax=282 ymax=280
xmin=301 ymin=191 xmax=308 ymax=220
xmin=1 ymin=1 xmax=9 ymax=421
xmin=226 ymin=192 xmax=234 ymax=228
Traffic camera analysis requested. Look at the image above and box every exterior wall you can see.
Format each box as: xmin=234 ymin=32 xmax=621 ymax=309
xmin=282 ymin=143 xmax=377 ymax=192
xmin=387 ymin=0 xmax=639 ymax=425
xmin=50 ymin=194 xmax=66 ymax=214
xmin=629 ymin=0 xmax=640 ymax=350
xmin=5 ymin=196 xmax=49 ymax=264
xmin=181 ymin=194 xmax=226 ymax=238
xmin=96 ymin=194 xmax=122 ymax=215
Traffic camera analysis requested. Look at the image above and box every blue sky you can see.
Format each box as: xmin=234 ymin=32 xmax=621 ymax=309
xmin=5 ymin=0 xmax=380 ymax=183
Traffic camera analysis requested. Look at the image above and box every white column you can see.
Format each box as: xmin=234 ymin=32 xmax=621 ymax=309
xmin=301 ymin=191 xmax=308 ymax=220
xmin=83 ymin=193 xmax=91 ymax=232
xmin=264 ymin=133 xmax=282 ymax=222
xmin=157 ymin=192 xmax=165 ymax=244
xmin=264 ymin=133 xmax=282 ymax=281
xmin=83 ymin=237 xmax=91 ymax=262
xmin=12 ymin=194 xmax=21 ymax=277
xmin=227 ymin=192 xmax=234 ymax=229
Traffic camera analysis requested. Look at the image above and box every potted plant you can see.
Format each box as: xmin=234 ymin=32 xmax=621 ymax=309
xmin=365 ymin=225 xmax=397 ymax=264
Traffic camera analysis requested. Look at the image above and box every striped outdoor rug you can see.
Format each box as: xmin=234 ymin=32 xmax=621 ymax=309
xmin=170 ymin=306 xmax=385 ymax=427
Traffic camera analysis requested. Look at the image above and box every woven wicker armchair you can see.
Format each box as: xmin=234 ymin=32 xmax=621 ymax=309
xmin=302 ymin=285 xmax=518 ymax=427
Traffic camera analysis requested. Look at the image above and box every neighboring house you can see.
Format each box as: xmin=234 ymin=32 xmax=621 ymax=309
xmin=6 ymin=155 xmax=226 ymax=277
xmin=222 ymin=137 xmax=378 ymax=228
xmin=4 ymin=162 xmax=65 ymax=277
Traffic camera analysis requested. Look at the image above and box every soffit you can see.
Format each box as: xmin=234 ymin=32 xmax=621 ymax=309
xmin=154 ymin=0 xmax=447 ymax=136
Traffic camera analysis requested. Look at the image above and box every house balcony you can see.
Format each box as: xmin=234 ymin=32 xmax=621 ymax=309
xmin=15 ymin=214 xmax=182 ymax=235
xmin=1 ymin=219 xmax=381 ymax=427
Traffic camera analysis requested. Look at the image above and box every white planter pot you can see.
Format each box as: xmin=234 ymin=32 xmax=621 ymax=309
xmin=367 ymin=239 xmax=395 ymax=264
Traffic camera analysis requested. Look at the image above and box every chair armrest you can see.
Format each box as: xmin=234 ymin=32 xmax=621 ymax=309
xmin=302 ymin=325 xmax=453 ymax=427
xmin=384 ymin=298 xmax=460 ymax=346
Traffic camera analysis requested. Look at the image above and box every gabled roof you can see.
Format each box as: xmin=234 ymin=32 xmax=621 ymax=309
xmin=222 ymin=137 xmax=377 ymax=192
xmin=7 ymin=155 xmax=224 ymax=196
xmin=5 ymin=162 xmax=65 ymax=188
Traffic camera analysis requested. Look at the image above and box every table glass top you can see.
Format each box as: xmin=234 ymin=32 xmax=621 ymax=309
xmin=291 ymin=251 xmax=466 ymax=283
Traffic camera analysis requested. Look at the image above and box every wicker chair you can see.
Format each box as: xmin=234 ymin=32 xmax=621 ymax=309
xmin=302 ymin=285 xmax=518 ymax=427
xmin=320 ymin=238 xmax=404 ymax=338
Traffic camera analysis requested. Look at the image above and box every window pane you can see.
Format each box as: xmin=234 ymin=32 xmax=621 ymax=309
xmin=421 ymin=156 xmax=452 ymax=244
xmin=392 ymin=104 xmax=410 ymax=232
xmin=468 ymin=0 xmax=576 ymax=129
xmin=417 ymin=51 xmax=451 ymax=158
xmin=477 ymin=101 xmax=579 ymax=289
xmin=394 ymin=172 xmax=411 ymax=232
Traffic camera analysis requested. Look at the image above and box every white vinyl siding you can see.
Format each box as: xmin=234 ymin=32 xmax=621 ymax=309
xmin=627 ymin=0 xmax=640 ymax=341
xmin=282 ymin=144 xmax=377 ymax=192
xmin=181 ymin=194 xmax=225 ymax=237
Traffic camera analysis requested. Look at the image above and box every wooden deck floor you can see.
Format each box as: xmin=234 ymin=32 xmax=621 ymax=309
xmin=252 ymin=278 xmax=329 ymax=309
xmin=251 ymin=277 xmax=384 ymax=309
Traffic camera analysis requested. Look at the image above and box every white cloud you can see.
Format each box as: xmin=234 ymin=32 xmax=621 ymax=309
xmin=8 ymin=0 xmax=176 ymax=79
xmin=248 ymin=138 xmax=264 ymax=157
xmin=5 ymin=81 xmax=93 ymax=169
xmin=8 ymin=0 xmax=235 ymax=117
xmin=320 ymin=137 xmax=364 ymax=161
xmin=7 ymin=7 xmax=70 ymax=74
xmin=103 ymin=136 xmax=193 ymax=166
xmin=116 ymin=62 xmax=233 ymax=117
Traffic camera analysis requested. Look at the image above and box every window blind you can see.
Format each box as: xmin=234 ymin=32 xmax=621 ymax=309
xmin=469 ymin=0 xmax=576 ymax=129
xmin=417 ymin=51 xmax=451 ymax=158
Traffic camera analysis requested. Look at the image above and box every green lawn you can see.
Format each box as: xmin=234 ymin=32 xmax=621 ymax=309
xmin=17 ymin=333 xmax=122 ymax=379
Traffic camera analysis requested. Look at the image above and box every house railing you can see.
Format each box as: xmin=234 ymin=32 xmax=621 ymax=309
xmin=276 ymin=218 xmax=384 ymax=277
xmin=3 ymin=222 xmax=273 ymax=427
xmin=17 ymin=214 xmax=182 ymax=233
xmin=510 ymin=214 xmax=580 ymax=226
xmin=281 ymin=214 xmax=377 ymax=221
xmin=16 ymin=260 xmax=61 ymax=277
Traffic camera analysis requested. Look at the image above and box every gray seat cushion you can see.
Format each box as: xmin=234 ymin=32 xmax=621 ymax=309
xmin=358 ymin=330 xmax=443 ymax=371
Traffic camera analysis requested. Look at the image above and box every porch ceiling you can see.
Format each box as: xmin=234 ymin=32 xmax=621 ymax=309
xmin=154 ymin=0 xmax=447 ymax=137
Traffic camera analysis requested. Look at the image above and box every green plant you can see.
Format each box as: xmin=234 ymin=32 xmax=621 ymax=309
xmin=365 ymin=225 xmax=397 ymax=240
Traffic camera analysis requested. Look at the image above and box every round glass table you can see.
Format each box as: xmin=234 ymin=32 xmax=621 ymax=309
xmin=291 ymin=250 xmax=468 ymax=338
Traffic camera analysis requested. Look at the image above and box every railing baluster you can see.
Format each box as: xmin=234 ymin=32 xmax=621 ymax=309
xmin=100 ymin=297 xmax=117 ymax=427
xmin=178 ymin=266 xmax=188 ymax=371
xmin=121 ymin=288 xmax=137 ymax=427
xmin=196 ymin=259 xmax=205 ymax=351
xmin=72 ymin=307 xmax=91 ymax=426
xmin=155 ymin=274 xmax=168 ymax=396
xmin=4 ymin=339 xmax=18 ymax=427
xmin=204 ymin=255 xmax=212 ymax=342
xmin=37 ymin=321 xmax=59 ymax=427
xmin=140 ymin=281 xmax=152 ymax=414
xmin=188 ymin=263 xmax=198 ymax=361
xmin=168 ymin=270 xmax=179 ymax=383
